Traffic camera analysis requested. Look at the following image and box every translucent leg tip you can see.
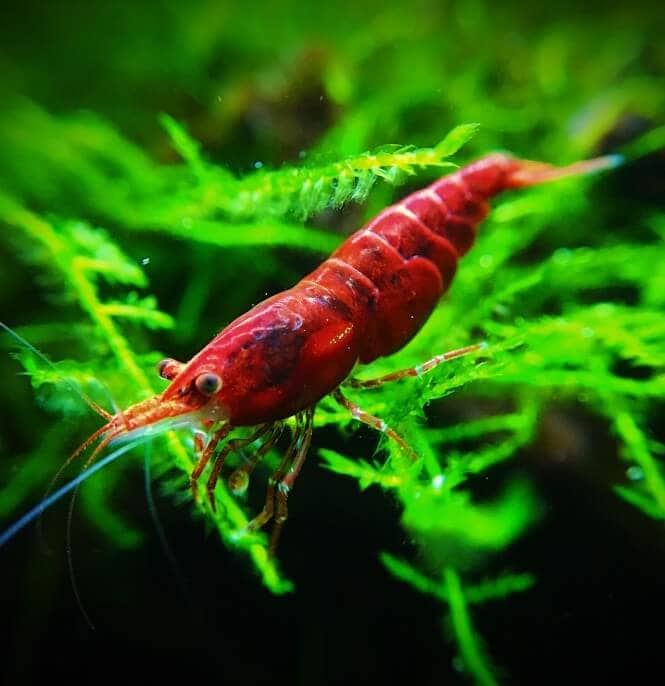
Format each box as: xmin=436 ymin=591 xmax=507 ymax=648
xmin=604 ymin=153 xmax=625 ymax=168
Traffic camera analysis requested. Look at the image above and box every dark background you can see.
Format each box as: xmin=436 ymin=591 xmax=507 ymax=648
xmin=2 ymin=425 xmax=665 ymax=684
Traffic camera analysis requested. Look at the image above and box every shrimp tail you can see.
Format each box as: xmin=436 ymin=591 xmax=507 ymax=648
xmin=506 ymin=153 xmax=624 ymax=188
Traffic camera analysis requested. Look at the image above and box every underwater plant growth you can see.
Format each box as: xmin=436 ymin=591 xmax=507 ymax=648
xmin=1 ymin=2 xmax=664 ymax=684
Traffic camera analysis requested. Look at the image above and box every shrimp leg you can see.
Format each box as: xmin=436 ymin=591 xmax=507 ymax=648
xmin=246 ymin=414 xmax=305 ymax=533
xmin=332 ymin=389 xmax=417 ymax=461
xmin=227 ymin=423 xmax=284 ymax=495
xmin=270 ymin=407 xmax=315 ymax=555
xmin=345 ymin=343 xmax=486 ymax=390
xmin=190 ymin=423 xmax=232 ymax=502
xmin=206 ymin=424 xmax=273 ymax=511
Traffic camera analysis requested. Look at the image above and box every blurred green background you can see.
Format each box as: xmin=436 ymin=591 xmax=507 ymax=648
xmin=1 ymin=1 xmax=664 ymax=684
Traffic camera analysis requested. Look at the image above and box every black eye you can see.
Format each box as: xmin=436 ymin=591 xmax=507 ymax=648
xmin=195 ymin=373 xmax=222 ymax=396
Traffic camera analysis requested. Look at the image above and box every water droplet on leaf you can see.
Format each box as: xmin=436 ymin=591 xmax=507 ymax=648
xmin=626 ymin=466 xmax=644 ymax=481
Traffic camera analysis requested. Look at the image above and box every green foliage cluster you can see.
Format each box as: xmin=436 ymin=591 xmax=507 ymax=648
xmin=1 ymin=1 xmax=664 ymax=682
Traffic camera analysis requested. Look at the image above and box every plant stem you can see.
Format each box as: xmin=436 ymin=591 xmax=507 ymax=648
xmin=444 ymin=567 xmax=498 ymax=686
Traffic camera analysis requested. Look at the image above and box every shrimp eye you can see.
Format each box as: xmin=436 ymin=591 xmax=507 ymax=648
xmin=195 ymin=373 xmax=222 ymax=396
xmin=158 ymin=358 xmax=176 ymax=380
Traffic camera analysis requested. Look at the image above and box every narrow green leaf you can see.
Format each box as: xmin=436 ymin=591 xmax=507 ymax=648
xmin=434 ymin=123 xmax=481 ymax=156
xmin=159 ymin=113 xmax=206 ymax=178
xmin=318 ymin=448 xmax=403 ymax=490
xmin=614 ymin=485 xmax=665 ymax=520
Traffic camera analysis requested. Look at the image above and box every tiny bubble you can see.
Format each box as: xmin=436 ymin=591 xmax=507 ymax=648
xmin=626 ymin=466 xmax=644 ymax=481
xmin=181 ymin=217 xmax=193 ymax=229
xmin=254 ymin=160 xmax=263 ymax=169
xmin=432 ymin=474 xmax=445 ymax=489
xmin=319 ymin=95 xmax=324 ymax=102
xmin=299 ymin=150 xmax=307 ymax=159
xmin=228 ymin=529 xmax=245 ymax=543
xmin=141 ymin=257 xmax=151 ymax=266
xmin=479 ymin=254 xmax=494 ymax=269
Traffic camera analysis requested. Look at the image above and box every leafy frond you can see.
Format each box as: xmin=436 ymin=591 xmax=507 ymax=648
xmin=0 ymin=103 xmax=477 ymax=239
xmin=162 ymin=115 xmax=478 ymax=217
xmin=381 ymin=553 xmax=533 ymax=686
xmin=401 ymin=479 xmax=540 ymax=553
xmin=319 ymin=448 xmax=406 ymax=490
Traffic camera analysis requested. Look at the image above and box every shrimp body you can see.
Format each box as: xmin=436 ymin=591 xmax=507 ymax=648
xmin=8 ymin=152 xmax=618 ymax=552
xmin=163 ymin=153 xmax=572 ymax=426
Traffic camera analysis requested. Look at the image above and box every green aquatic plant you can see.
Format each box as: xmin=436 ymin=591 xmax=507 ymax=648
xmin=1 ymin=2 xmax=664 ymax=683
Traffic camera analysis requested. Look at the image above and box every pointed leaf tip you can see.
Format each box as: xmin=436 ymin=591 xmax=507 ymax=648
xmin=435 ymin=123 xmax=481 ymax=157
xmin=158 ymin=113 xmax=204 ymax=172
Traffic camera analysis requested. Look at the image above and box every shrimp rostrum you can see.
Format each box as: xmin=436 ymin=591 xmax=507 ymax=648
xmin=46 ymin=152 xmax=622 ymax=552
